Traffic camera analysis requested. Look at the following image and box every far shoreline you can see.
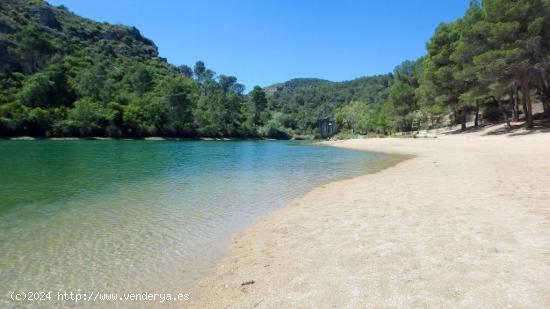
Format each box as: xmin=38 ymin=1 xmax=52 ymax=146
xmin=2 ymin=136 xmax=292 ymax=141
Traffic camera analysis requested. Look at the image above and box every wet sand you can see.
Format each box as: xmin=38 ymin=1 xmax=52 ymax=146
xmin=188 ymin=124 xmax=550 ymax=308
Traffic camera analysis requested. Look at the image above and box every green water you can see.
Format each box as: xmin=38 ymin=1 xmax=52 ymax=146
xmin=0 ymin=140 xmax=388 ymax=304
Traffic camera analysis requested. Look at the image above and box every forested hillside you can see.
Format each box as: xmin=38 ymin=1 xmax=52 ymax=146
xmin=263 ymin=75 xmax=393 ymax=135
xmin=296 ymin=0 xmax=550 ymax=135
xmin=265 ymin=76 xmax=392 ymax=117
xmin=1 ymin=0 xmax=549 ymax=138
xmin=274 ymin=59 xmax=432 ymax=135
xmin=0 ymin=0 xmax=273 ymax=138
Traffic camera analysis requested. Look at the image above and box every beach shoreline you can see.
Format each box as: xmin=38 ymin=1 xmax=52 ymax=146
xmin=2 ymin=136 xmax=278 ymax=141
xmin=188 ymin=123 xmax=550 ymax=308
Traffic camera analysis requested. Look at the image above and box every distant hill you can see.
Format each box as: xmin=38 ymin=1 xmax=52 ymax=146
xmin=0 ymin=0 xmax=256 ymax=138
xmin=264 ymin=78 xmax=333 ymax=96
xmin=264 ymin=75 xmax=393 ymax=118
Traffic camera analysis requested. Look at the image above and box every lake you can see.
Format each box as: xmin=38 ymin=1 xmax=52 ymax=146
xmin=0 ymin=140 xmax=390 ymax=304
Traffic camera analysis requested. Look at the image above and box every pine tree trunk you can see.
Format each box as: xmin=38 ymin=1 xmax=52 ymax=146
xmin=521 ymin=96 xmax=528 ymax=121
xmin=515 ymin=87 xmax=521 ymax=121
xmin=453 ymin=110 xmax=459 ymax=129
xmin=474 ymin=101 xmax=480 ymax=127
xmin=461 ymin=109 xmax=467 ymax=131
xmin=542 ymin=99 xmax=550 ymax=121
xmin=496 ymin=97 xmax=511 ymax=130
xmin=511 ymin=91 xmax=519 ymax=122
xmin=539 ymin=70 xmax=550 ymax=121
xmin=521 ymin=78 xmax=533 ymax=129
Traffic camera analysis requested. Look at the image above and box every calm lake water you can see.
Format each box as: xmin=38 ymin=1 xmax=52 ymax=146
xmin=0 ymin=140 xmax=389 ymax=305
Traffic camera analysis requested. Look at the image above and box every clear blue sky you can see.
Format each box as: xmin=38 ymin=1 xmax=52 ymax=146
xmin=48 ymin=0 xmax=469 ymax=90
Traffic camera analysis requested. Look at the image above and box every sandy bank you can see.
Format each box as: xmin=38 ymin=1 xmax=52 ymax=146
xmin=189 ymin=124 xmax=550 ymax=308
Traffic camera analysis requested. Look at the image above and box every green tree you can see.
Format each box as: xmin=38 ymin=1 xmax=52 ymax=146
xmin=177 ymin=65 xmax=193 ymax=78
xmin=248 ymin=86 xmax=268 ymax=126
xmin=424 ymin=22 xmax=469 ymax=130
xmin=474 ymin=0 xmax=548 ymax=128
xmin=14 ymin=25 xmax=55 ymax=73
xmin=334 ymin=101 xmax=372 ymax=134
xmin=159 ymin=76 xmax=198 ymax=135
xmin=258 ymin=112 xmax=291 ymax=139
xmin=74 ymin=62 xmax=111 ymax=102
xmin=452 ymin=0 xmax=486 ymax=127
xmin=387 ymin=60 xmax=422 ymax=131
xmin=193 ymin=61 xmax=215 ymax=84
xmin=218 ymin=75 xmax=237 ymax=92
xmin=19 ymin=63 xmax=75 ymax=108
xmin=123 ymin=65 xmax=153 ymax=95
xmin=69 ymin=98 xmax=112 ymax=136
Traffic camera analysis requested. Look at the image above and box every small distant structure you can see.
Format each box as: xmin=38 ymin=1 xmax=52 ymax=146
xmin=317 ymin=118 xmax=337 ymax=139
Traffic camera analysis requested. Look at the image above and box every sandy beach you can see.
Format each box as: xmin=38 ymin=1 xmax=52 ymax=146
xmin=189 ymin=124 xmax=550 ymax=308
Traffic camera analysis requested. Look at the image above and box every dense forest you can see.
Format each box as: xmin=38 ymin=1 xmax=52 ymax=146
xmin=264 ymin=76 xmax=393 ymax=134
xmin=271 ymin=0 xmax=550 ymax=135
xmin=0 ymin=0 xmax=274 ymax=138
xmin=1 ymin=0 xmax=549 ymax=138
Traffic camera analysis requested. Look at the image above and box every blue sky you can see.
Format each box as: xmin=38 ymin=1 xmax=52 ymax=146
xmin=48 ymin=0 xmax=469 ymax=90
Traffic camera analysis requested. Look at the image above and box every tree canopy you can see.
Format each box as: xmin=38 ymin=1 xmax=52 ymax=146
xmin=1 ymin=0 xmax=549 ymax=138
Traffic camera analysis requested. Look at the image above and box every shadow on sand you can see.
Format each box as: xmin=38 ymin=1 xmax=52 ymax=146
xmin=442 ymin=118 xmax=550 ymax=137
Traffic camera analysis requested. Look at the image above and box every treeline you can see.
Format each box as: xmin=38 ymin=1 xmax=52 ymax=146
xmin=335 ymin=0 xmax=550 ymax=135
xmin=0 ymin=0 xmax=279 ymax=138
xmin=2 ymin=0 xmax=549 ymax=138
xmin=263 ymin=76 xmax=393 ymax=135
